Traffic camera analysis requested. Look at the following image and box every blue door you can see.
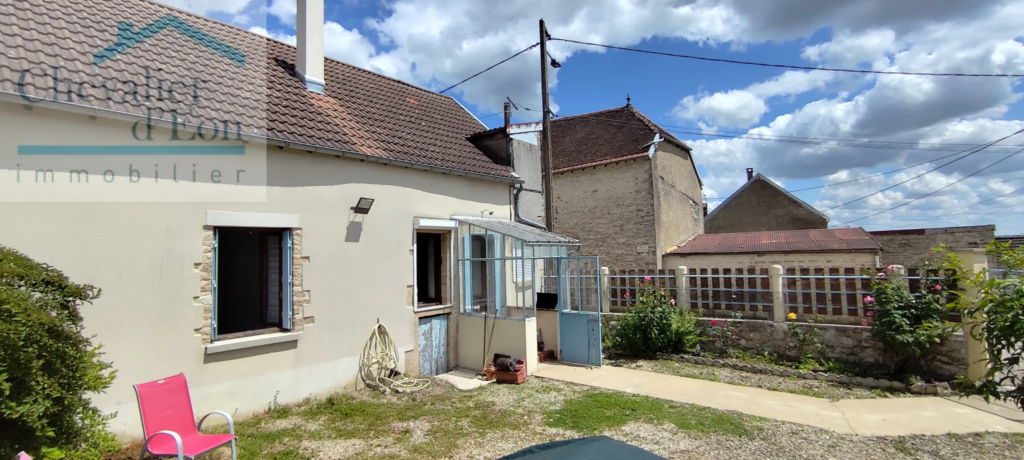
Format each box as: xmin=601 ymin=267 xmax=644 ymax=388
xmin=557 ymin=257 xmax=602 ymax=366
xmin=418 ymin=314 xmax=449 ymax=376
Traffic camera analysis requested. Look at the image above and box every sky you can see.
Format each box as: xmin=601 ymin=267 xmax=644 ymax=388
xmin=160 ymin=0 xmax=1024 ymax=235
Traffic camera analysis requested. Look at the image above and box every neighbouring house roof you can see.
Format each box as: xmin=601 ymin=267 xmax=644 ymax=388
xmin=0 ymin=0 xmax=515 ymax=181
xmin=549 ymin=105 xmax=701 ymax=183
xmin=665 ymin=228 xmax=882 ymax=255
xmin=996 ymin=235 xmax=1024 ymax=250
xmin=707 ymin=173 xmax=828 ymax=222
xmin=452 ymin=217 xmax=580 ymax=247
xmin=870 ymin=225 xmax=995 ymax=236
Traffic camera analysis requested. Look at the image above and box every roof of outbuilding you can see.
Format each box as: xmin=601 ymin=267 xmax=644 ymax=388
xmin=549 ymin=105 xmax=698 ymax=180
xmin=452 ymin=216 xmax=580 ymax=247
xmin=666 ymin=228 xmax=882 ymax=255
xmin=0 ymin=0 xmax=514 ymax=180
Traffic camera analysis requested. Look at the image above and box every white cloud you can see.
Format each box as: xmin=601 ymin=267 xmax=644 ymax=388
xmin=251 ymin=23 xmax=378 ymax=69
xmin=267 ymin=0 xmax=297 ymax=24
xmin=674 ymin=90 xmax=768 ymax=128
xmin=154 ymin=0 xmax=253 ymax=16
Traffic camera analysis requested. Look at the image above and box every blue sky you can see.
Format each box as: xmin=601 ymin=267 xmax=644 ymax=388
xmin=165 ymin=0 xmax=1024 ymax=234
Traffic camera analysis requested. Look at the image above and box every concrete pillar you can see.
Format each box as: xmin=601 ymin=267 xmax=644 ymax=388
xmin=954 ymin=249 xmax=991 ymax=382
xmin=600 ymin=267 xmax=610 ymax=313
xmin=770 ymin=265 xmax=785 ymax=323
xmin=675 ymin=266 xmax=689 ymax=310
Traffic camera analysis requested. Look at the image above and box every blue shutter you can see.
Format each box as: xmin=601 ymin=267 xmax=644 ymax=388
xmin=462 ymin=234 xmax=472 ymax=313
xmin=211 ymin=229 xmax=219 ymax=340
xmin=282 ymin=230 xmax=294 ymax=330
xmin=491 ymin=235 xmax=502 ymax=316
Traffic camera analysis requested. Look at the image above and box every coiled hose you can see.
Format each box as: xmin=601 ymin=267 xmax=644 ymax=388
xmin=359 ymin=322 xmax=431 ymax=393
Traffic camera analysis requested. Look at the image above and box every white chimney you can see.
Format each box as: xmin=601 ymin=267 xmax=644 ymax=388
xmin=296 ymin=0 xmax=325 ymax=93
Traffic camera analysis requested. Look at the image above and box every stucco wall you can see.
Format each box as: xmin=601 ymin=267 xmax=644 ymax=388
xmin=869 ymin=225 xmax=995 ymax=268
xmin=664 ymin=251 xmax=878 ymax=270
xmin=456 ymin=315 xmax=538 ymax=375
xmin=706 ymin=179 xmax=828 ymax=233
xmin=652 ymin=143 xmax=704 ymax=268
xmin=0 ymin=103 xmax=511 ymax=438
xmin=511 ymin=139 xmax=545 ymax=224
xmin=553 ymin=158 xmax=657 ymax=267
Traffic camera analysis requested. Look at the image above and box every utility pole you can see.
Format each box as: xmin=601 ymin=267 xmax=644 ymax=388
xmin=539 ymin=19 xmax=555 ymax=232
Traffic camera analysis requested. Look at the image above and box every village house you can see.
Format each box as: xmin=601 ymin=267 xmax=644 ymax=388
xmin=869 ymin=225 xmax=996 ymax=268
xmin=547 ymin=103 xmax=705 ymax=269
xmin=0 ymin=0 xmax=593 ymax=439
xmin=705 ymin=169 xmax=829 ymax=234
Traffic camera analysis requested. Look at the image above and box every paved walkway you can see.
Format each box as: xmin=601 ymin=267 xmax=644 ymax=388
xmin=535 ymin=362 xmax=1024 ymax=436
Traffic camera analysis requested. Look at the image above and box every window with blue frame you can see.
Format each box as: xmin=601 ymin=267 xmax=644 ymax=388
xmin=212 ymin=227 xmax=293 ymax=340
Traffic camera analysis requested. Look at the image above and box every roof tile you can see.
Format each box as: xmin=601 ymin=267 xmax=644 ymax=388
xmin=0 ymin=0 xmax=513 ymax=180
xmin=550 ymin=105 xmax=690 ymax=171
xmin=667 ymin=228 xmax=882 ymax=255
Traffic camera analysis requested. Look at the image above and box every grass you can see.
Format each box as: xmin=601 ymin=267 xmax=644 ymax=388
xmin=546 ymin=391 xmax=757 ymax=437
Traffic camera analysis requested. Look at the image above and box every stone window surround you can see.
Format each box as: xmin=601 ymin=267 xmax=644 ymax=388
xmin=413 ymin=218 xmax=456 ymax=313
xmin=195 ymin=211 xmax=313 ymax=352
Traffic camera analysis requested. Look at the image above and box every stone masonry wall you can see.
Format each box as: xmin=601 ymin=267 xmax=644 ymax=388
xmin=194 ymin=227 xmax=312 ymax=343
xmin=652 ymin=142 xmax=704 ymax=269
xmin=869 ymin=225 xmax=995 ymax=268
xmin=697 ymin=318 xmax=967 ymax=380
xmin=553 ymin=158 xmax=658 ymax=268
xmin=705 ymin=178 xmax=828 ymax=234
xmin=663 ymin=251 xmax=877 ymax=271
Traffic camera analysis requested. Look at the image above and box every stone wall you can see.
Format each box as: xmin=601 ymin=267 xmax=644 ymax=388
xmin=652 ymin=143 xmax=704 ymax=268
xmin=869 ymin=225 xmax=995 ymax=268
xmin=553 ymin=158 xmax=658 ymax=268
xmin=705 ymin=177 xmax=828 ymax=234
xmin=696 ymin=318 xmax=967 ymax=380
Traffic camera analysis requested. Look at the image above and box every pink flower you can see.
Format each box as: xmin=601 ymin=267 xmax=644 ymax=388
xmin=864 ymin=295 xmax=875 ymax=305
xmin=50 ymin=312 xmax=56 ymax=317
xmin=865 ymin=310 xmax=874 ymax=317
xmin=624 ymin=292 xmax=630 ymax=298
xmin=935 ymin=284 xmax=943 ymax=291
xmin=711 ymin=320 xmax=718 ymax=326
xmin=861 ymin=318 xmax=869 ymax=326
xmin=644 ymin=276 xmax=652 ymax=281
xmin=861 ymin=263 xmax=866 ymax=267
xmin=886 ymin=265 xmax=897 ymax=272
xmin=877 ymin=272 xmax=887 ymax=279
xmin=670 ymin=299 xmax=677 ymax=306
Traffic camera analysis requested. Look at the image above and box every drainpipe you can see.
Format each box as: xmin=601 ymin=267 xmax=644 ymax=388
xmin=513 ymin=185 xmax=547 ymax=230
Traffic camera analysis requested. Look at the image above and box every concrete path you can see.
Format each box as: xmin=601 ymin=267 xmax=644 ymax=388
xmin=535 ymin=362 xmax=1024 ymax=436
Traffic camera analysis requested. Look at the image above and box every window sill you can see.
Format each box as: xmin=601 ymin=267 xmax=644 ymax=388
xmin=205 ymin=332 xmax=300 ymax=354
xmin=415 ymin=304 xmax=452 ymax=313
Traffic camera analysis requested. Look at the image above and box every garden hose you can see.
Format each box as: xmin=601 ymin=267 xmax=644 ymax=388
xmin=359 ymin=322 xmax=431 ymax=393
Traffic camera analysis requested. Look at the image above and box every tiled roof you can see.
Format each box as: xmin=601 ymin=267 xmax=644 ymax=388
xmin=666 ymin=228 xmax=882 ymax=255
xmin=996 ymin=235 xmax=1024 ymax=250
xmin=452 ymin=216 xmax=579 ymax=246
xmin=0 ymin=0 xmax=514 ymax=180
xmin=550 ymin=105 xmax=692 ymax=171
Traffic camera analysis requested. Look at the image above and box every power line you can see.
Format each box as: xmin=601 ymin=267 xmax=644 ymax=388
xmin=897 ymin=182 xmax=1024 ymax=229
xmin=786 ymin=151 xmax=977 ymax=193
xmin=439 ymin=43 xmax=540 ymax=94
xmin=551 ymin=37 xmax=1024 ymax=78
xmin=837 ymin=144 xmax=1024 ymax=225
xmin=954 ymin=196 xmax=1024 ymax=225
xmin=821 ymin=129 xmax=1024 ymax=213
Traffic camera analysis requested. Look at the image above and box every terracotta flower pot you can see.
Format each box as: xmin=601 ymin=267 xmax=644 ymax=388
xmin=484 ymin=363 xmax=496 ymax=380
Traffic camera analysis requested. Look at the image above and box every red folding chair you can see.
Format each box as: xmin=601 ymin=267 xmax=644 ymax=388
xmin=133 ymin=373 xmax=236 ymax=460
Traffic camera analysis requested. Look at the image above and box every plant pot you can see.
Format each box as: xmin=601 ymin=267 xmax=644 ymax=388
xmin=484 ymin=363 xmax=496 ymax=381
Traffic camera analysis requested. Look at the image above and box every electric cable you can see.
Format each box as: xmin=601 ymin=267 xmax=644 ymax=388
xmin=439 ymin=43 xmax=540 ymax=94
xmin=359 ymin=322 xmax=431 ymax=393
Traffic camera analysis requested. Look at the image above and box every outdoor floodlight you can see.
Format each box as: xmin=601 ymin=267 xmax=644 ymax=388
xmin=352 ymin=197 xmax=375 ymax=214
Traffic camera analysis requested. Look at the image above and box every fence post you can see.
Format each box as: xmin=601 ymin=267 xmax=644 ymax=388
xmin=600 ymin=267 xmax=610 ymax=313
xmin=954 ymin=249 xmax=990 ymax=382
xmin=770 ymin=265 xmax=785 ymax=323
xmin=675 ymin=266 xmax=688 ymax=311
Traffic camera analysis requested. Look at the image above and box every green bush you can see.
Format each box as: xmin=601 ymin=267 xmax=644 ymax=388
xmin=0 ymin=246 xmax=118 ymax=459
xmin=943 ymin=242 xmax=1024 ymax=410
xmin=865 ymin=265 xmax=954 ymax=376
xmin=610 ymin=279 xmax=699 ymax=356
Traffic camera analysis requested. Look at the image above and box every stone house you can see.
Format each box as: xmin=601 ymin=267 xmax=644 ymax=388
xmin=869 ymin=225 xmax=995 ymax=268
xmin=547 ymin=104 xmax=704 ymax=268
xmin=0 ymin=0 xmax=579 ymax=438
xmin=664 ymin=228 xmax=882 ymax=270
xmin=706 ymin=169 xmax=828 ymax=233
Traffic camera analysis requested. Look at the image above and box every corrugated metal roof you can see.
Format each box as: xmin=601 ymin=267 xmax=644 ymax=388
xmin=666 ymin=228 xmax=882 ymax=255
xmin=452 ymin=217 xmax=580 ymax=247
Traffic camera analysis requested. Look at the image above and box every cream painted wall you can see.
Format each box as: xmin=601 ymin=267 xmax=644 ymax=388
xmin=664 ymin=251 xmax=879 ymax=270
xmin=456 ymin=315 xmax=538 ymax=375
xmin=0 ymin=103 xmax=511 ymax=438
xmin=536 ymin=309 xmax=559 ymax=359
